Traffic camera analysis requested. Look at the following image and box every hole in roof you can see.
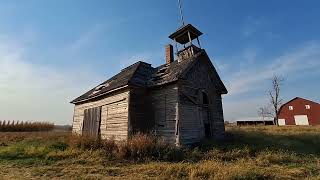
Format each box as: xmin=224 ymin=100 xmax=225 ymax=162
xmin=90 ymin=82 xmax=111 ymax=96
xmin=90 ymin=90 xmax=99 ymax=96
xmin=157 ymin=66 xmax=168 ymax=74
xmin=95 ymin=82 xmax=110 ymax=91
xmin=158 ymin=69 xmax=166 ymax=74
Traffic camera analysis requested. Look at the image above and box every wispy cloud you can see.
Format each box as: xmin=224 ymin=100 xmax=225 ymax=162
xmin=242 ymin=47 xmax=258 ymax=64
xmin=213 ymin=61 xmax=230 ymax=73
xmin=0 ymin=18 xmax=164 ymax=125
xmin=242 ymin=16 xmax=264 ymax=37
xmin=0 ymin=32 xmax=101 ymax=125
xmin=225 ymin=42 xmax=320 ymax=96
xmin=66 ymin=17 xmax=131 ymax=54
xmin=223 ymin=97 xmax=268 ymax=120
xmin=68 ymin=24 xmax=106 ymax=52
xmin=222 ymin=41 xmax=320 ymax=121
xmin=119 ymin=52 xmax=152 ymax=68
xmin=118 ymin=50 xmax=163 ymax=68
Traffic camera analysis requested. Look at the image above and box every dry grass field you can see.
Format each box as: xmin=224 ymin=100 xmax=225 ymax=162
xmin=0 ymin=126 xmax=319 ymax=179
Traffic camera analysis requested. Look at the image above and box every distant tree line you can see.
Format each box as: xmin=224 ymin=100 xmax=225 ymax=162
xmin=0 ymin=120 xmax=54 ymax=132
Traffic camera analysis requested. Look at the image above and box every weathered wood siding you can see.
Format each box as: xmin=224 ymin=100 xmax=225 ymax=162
xmin=178 ymin=85 xmax=204 ymax=144
xmin=150 ymin=84 xmax=179 ymax=145
xmin=178 ymin=57 xmax=225 ymax=145
xmin=72 ymin=89 xmax=130 ymax=141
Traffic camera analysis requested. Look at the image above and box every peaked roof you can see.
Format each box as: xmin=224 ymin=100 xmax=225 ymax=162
xmin=278 ymin=97 xmax=320 ymax=112
xmin=71 ymin=49 xmax=227 ymax=104
xmin=70 ymin=61 xmax=144 ymax=104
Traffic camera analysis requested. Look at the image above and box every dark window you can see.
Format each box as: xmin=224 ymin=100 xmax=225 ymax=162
xmin=202 ymin=92 xmax=209 ymax=104
xmin=204 ymin=123 xmax=211 ymax=138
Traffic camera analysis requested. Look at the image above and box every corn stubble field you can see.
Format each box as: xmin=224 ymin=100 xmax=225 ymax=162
xmin=0 ymin=126 xmax=319 ymax=179
xmin=0 ymin=121 xmax=54 ymax=132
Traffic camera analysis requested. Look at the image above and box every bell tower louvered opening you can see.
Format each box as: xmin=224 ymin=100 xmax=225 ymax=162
xmin=169 ymin=24 xmax=203 ymax=61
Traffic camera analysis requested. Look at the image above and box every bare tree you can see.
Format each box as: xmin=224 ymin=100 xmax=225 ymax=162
xmin=257 ymin=106 xmax=272 ymax=120
xmin=268 ymin=75 xmax=284 ymax=125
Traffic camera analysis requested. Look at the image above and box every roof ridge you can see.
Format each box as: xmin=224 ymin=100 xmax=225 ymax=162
xmin=71 ymin=49 xmax=228 ymax=104
xmin=295 ymin=97 xmax=320 ymax=105
xmin=279 ymin=97 xmax=320 ymax=112
xmin=71 ymin=61 xmax=142 ymax=104
xmin=177 ymin=49 xmax=205 ymax=78
xmin=121 ymin=61 xmax=141 ymax=72
xmin=127 ymin=61 xmax=146 ymax=85
xmin=138 ymin=61 xmax=152 ymax=66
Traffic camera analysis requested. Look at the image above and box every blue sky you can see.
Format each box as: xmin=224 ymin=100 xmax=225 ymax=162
xmin=0 ymin=0 xmax=319 ymax=124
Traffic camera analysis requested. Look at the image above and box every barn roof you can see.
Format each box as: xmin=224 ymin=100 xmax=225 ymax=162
xmin=71 ymin=50 xmax=227 ymax=104
xmin=278 ymin=97 xmax=320 ymax=113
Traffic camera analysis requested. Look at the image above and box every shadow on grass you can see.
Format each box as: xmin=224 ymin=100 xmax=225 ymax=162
xmin=201 ymin=128 xmax=320 ymax=156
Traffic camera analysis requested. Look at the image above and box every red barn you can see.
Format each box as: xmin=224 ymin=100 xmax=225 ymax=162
xmin=278 ymin=97 xmax=320 ymax=126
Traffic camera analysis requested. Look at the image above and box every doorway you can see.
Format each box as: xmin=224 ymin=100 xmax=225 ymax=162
xmin=294 ymin=115 xmax=309 ymax=125
xmin=204 ymin=123 xmax=211 ymax=138
xmin=82 ymin=106 xmax=102 ymax=138
xmin=201 ymin=91 xmax=211 ymax=138
xmin=278 ymin=119 xmax=286 ymax=126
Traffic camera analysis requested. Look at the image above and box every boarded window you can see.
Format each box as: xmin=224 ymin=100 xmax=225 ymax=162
xmin=82 ymin=106 xmax=102 ymax=138
xmin=154 ymin=95 xmax=167 ymax=128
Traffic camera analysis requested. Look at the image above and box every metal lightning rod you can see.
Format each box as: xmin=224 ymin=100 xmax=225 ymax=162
xmin=178 ymin=0 xmax=185 ymax=26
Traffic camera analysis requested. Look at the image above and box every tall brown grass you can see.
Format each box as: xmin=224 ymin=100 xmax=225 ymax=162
xmin=65 ymin=133 xmax=183 ymax=161
xmin=0 ymin=126 xmax=319 ymax=179
xmin=0 ymin=120 xmax=54 ymax=132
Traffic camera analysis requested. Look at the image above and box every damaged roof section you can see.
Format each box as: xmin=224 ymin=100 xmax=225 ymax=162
xmin=71 ymin=50 xmax=227 ymax=104
xmin=70 ymin=62 xmax=143 ymax=103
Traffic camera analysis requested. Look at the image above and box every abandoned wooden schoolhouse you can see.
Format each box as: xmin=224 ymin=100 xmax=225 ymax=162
xmin=71 ymin=24 xmax=228 ymax=145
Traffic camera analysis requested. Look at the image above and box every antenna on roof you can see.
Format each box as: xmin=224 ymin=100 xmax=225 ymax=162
xmin=178 ymin=0 xmax=185 ymax=26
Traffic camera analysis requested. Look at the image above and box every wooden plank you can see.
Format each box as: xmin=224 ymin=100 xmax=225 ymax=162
xmin=149 ymin=84 xmax=179 ymax=145
xmin=72 ymin=90 xmax=129 ymax=137
xmin=81 ymin=106 xmax=102 ymax=139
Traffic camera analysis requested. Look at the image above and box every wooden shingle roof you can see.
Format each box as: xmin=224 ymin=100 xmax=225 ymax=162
xmin=71 ymin=50 xmax=227 ymax=104
xmin=70 ymin=61 xmax=143 ymax=104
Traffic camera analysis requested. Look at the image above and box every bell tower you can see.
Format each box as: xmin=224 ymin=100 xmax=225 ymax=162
xmin=169 ymin=24 xmax=203 ymax=61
